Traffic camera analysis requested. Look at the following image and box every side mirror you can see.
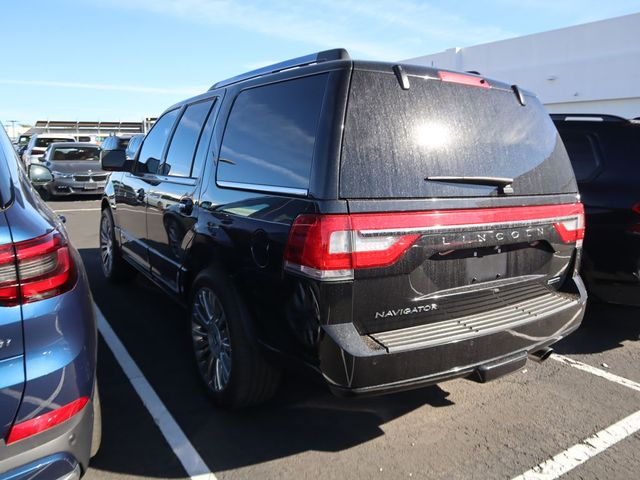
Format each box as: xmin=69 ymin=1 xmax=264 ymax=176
xmin=29 ymin=164 xmax=54 ymax=185
xmin=101 ymin=149 xmax=128 ymax=171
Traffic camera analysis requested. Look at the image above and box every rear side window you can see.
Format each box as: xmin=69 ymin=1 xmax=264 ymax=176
xmin=136 ymin=109 xmax=179 ymax=174
xmin=558 ymin=131 xmax=601 ymax=182
xmin=163 ymin=99 xmax=215 ymax=177
xmin=217 ymin=74 xmax=328 ymax=192
xmin=340 ymin=70 xmax=577 ymax=198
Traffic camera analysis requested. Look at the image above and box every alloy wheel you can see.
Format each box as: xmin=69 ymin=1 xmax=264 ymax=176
xmin=191 ymin=287 xmax=232 ymax=392
xmin=100 ymin=214 xmax=113 ymax=276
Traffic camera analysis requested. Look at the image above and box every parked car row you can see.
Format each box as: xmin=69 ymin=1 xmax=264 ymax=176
xmin=18 ymin=134 xmax=146 ymax=201
xmin=1 ymin=48 xmax=637 ymax=478
xmin=16 ymin=133 xmax=142 ymax=168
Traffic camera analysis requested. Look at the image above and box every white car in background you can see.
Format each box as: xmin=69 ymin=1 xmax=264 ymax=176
xmin=22 ymin=133 xmax=76 ymax=167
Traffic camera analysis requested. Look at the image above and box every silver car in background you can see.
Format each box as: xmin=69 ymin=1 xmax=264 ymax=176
xmin=37 ymin=142 xmax=109 ymax=199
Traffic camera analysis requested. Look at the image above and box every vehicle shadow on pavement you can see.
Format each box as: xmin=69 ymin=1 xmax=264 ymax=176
xmin=79 ymin=248 xmax=454 ymax=477
xmin=553 ymin=300 xmax=640 ymax=355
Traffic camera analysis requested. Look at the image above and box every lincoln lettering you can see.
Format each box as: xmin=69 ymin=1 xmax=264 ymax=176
xmin=375 ymin=303 xmax=438 ymax=319
xmin=441 ymin=226 xmax=545 ymax=246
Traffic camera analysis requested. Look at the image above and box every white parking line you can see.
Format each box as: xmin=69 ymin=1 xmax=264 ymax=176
xmin=512 ymin=354 xmax=640 ymax=479
xmin=95 ymin=305 xmax=216 ymax=480
xmin=551 ymin=354 xmax=640 ymax=393
xmin=512 ymin=409 xmax=640 ymax=480
xmin=53 ymin=208 xmax=101 ymax=212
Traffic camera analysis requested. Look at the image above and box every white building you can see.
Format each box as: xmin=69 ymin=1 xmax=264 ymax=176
xmin=405 ymin=13 xmax=640 ymax=119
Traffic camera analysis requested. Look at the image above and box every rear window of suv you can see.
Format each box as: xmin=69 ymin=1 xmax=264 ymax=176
xmin=217 ymin=74 xmax=328 ymax=193
xmin=35 ymin=138 xmax=74 ymax=148
xmin=340 ymin=70 xmax=577 ymax=198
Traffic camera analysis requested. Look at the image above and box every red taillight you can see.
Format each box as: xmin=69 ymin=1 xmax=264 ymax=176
xmin=438 ymin=71 xmax=491 ymax=89
xmin=0 ymin=230 xmax=75 ymax=306
xmin=6 ymin=397 xmax=88 ymax=445
xmin=284 ymin=203 xmax=585 ymax=281
xmin=629 ymin=203 xmax=640 ymax=234
xmin=553 ymin=203 xmax=585 ymax=243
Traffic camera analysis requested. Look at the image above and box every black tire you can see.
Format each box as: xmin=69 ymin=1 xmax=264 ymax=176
xmin=189 ymin=268 xmax=281 ymax=408
xmin=90 ymin=383 xmax=102 ymax=458
xmin=100 ymin=208 xmax=136 ymax=283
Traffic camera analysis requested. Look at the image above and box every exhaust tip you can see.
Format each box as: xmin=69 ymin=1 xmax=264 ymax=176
xmin=529 ymin=347 xmax=554 ymax=363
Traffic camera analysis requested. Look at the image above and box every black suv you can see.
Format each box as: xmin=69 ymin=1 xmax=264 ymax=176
xmin=552 ymin=114 xmax=640 ymax=305
xmin=99 ymin=49 xmax=586 ymax=408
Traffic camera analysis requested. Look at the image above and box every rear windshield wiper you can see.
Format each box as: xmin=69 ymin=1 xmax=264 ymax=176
xmin=425 ymin=176 xmax=514 ymax=194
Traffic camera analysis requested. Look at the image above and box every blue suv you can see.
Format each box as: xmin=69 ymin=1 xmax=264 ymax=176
xmin=0 ymin=124 xmax=100 ymax=479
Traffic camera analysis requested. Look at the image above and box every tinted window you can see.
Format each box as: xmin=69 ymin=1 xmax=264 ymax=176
xmin=51 ymin=146 xmax=100 ymax=161
xmin=341 ymin=70 xmax=577 ymax=198
xmin=558 ymin=131 xmax=601 ymax=182
xmin=35 ymin=137 xmax=74 ymax=148
xmin=191 ymin=100 xmax=218 ymax=179
xmin=136 ymin=109 xmax=179 ymax=174
xmin=218 ymin=74 xmax=328 ymax=191
xmin=163 ymin=99 xmax=214 ymax=177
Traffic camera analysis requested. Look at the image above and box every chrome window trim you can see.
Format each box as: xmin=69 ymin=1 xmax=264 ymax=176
xmin=358 ymin=215 xmax=580 ymax=237
xmin=216 ymin=180 xmax=308 ymax=197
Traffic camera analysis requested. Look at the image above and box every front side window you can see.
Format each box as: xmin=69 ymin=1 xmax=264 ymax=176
xmin=136 ymin=109 xmax=180 ymax=174
xmin=217 ymin=74 xmax=328 ymax=191
xmin=163 ymin=99 xmax=215 ymax=177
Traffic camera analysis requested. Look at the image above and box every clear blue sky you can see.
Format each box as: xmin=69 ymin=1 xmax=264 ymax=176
xmin=1 ymin=0 xmax=639 ymax=125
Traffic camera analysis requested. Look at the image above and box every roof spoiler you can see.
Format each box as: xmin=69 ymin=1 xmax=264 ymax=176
xmin=550 ymin=113 xmax=630 ymax=123
xmin=209 ymin=48 xmax=350 ymax=90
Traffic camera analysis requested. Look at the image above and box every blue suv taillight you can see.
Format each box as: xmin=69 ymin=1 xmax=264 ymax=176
xmin=0 ymin=230 xmax=76 ymax=306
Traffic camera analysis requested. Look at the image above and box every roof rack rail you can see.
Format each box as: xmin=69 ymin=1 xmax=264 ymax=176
xmin=209 ymin=48 xmax=350 ymax=90
xmin=550 ymin=113 xmax=629 ymax=123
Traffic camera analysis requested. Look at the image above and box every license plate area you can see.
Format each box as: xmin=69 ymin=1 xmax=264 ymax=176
xmin=465 ymin=249 xmax=508 ymax=284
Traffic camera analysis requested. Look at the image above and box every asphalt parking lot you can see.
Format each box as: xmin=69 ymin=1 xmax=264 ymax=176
xmin=50 ymin=197 xmax=640 ymax=480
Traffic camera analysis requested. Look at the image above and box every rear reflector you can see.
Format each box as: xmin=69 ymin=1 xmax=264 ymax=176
xmin=438 ymin=71 xmax=491 ymax=89
xmin=0 ymin=230 xmax=75 ymax=306
xmin=628 ymin=202 xmax=640 ymax=233
xmin=6 ymin=397 xmax=88 ymax=445
xmin=284 ymin=203 xmax=585 ymax=281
